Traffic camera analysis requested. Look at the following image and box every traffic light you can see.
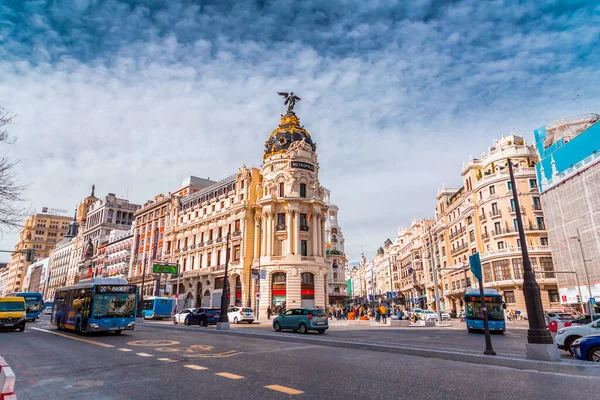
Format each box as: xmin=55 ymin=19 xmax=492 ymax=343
xmin=576 ymin=294 xmax=581 ymax=303
xmin=25 ymin=249 xmax=35 ymax=262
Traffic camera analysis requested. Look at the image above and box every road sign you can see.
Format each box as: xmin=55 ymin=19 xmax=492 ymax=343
xmin=590 ymin=297 xmax=597 ymax=306
xmin=469 ymin=253 xmax=482 ymax=281
xmin=255 ymin=292 xmax=261 ymax=299
xmin=153 ymin=263 xmax=179 ymax=274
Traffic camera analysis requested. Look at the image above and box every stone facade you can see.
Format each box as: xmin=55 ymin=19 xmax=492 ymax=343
xmin=323 ymin=188 xmax=348 ymax=305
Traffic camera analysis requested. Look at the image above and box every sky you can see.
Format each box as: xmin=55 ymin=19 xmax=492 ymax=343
xmin=0 ymin=0 xmax=598 ymax=263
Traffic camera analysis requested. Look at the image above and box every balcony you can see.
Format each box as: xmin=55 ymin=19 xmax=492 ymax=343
xmin=450 ymin=243 xmax=469 ymax=255
xmin=533 ymin=204 xmax=543 ymax=211
xmin=206 ymin=239 xmax=213 ymax=245
xmin=489 ymin=210 xmax=502 ymax=218
xmin=449 ymin=227 xmax=466 ymax=240
xmin=232 ymin=230 xmax=242 ymax=237
xmin=276 ymin=224 xmax=287 ymax=231
xmin=509 ymin=206 xmax=526 ymax=215
xmin=300 ymin=225 xmax=309 ymax=232
xmin=216 ymin=237 xmax=223 ymax=243
xmin=479 ymin=214 xmax=487 ymax=221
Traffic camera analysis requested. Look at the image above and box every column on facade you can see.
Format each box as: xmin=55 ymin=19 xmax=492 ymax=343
xmin=261 ymin=216 xmax=267 ymax=257
xmin=266 ymin=213 xmax=272 ymax=256
xmin=321 ymin=216 xmax=326 ymax=257
xmin=286 ymin=211 xmax=293 ymax=256
xmin=316 ymin=213 xmax=322 ymax=257
xmin=312 ymin=210 xmax=319 ymax=256
xmin=270 ymin=212 xmax=276 ymax=256
xmin=254 ymin=217 xmax=261 ymax=259
xmin=295 ymin=211 xmax=301 ymax=255
xmin=316 ymin=270 xmax=326 ymax=309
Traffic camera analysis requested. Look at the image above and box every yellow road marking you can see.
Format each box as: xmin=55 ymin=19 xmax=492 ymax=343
xmin=136 ymin=353 xmax=153 ymax=357
xmin=158 ymin=358 xmax=177 ymax=363
xmin=31 ymin=327 xmax=115 ymax=348
xmin=265 ymin=385 xmax=304 ymax=395
xmin=118 ymin=348 xmax=133 ymax=352
xmin=185 ymin=350 xmax=243 ymax=358
xmin=184 ymin=364 xmax=208 ymax=370
xmin=215 ymin=372 xmax=244 ymax=380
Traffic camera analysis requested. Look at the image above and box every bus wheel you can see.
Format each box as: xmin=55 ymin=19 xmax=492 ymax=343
xmin=467 ymin=328 xmax=473 ymax=333
xmin=19 ymin=323 xmax=26 ymax=332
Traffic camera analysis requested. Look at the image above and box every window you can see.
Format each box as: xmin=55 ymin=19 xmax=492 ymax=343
xmin=507 ymin=181 xmax=513 ymax=191
xmin=504 ymin=290 xmax=516 ymax=304
xmin=218 ymin=227 xmax=223 ymax=238
xmin=516 ymin=239 xmax=521 ymax=248
xmin=300 ymin=183 xmax=306 ymax=198
xmin=529 ymin=179 xmax=537 ymax=188
xmin=540 ymin=237 xmax=548 ymax=246
xmin=498 ymin=241 xmax=505 ymax=250
xmin=277 ymin=213 xmax=286 ymax=228
xmin=492 ymin=260 xmax=510 ymax=281
xmin=207 ymin=252 xmax=212 ymax=267
xmin=300 ymin=213 xmax=308 ymax=230
xmin=279 ymin=183 xmax=285 ymax=197
xmin=536 ymin=217 xmax=545 ymax=230
xmin=234 ymin=219 xmax=240 ymax=231
xmin=513 ymin=219 xmax=518 ymax=231
xmin=489 ymin=185 xmax=495 ymax=195
xmin=483 ymin=263 xmax=492 ymax=283
xmin=233 ymin=245 xmax=240 ymax=262
xmin=533 ymin=197 xmax=541 ymax=210
xmin=512 ymin=258 xmax=523 ymax=280
xmin=510 ymin=198 xmax=515 ymax=210
xmin=300 ymin=240 xmax=307 ymax=256
xmin=494 ymin=221 xmax=501 ymax=234
xmin=491 ymin=203 xmax=498 ymax=215
xmin=548 ymin=289 xmax=560 ymax=303
xmin=217 ymin=250 xmax=222 ymax=265
xmin=540 ymin=257 xmax=555 ymax=278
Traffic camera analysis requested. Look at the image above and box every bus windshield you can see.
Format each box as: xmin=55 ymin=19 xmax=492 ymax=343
xmin=93 ymin=293 xmax=137 ymax=318
xmin=0 ymin=302 xmax=25 ymax=312
xmin=142 ymin=299 xmax=154 ymax=310
xmin=465 ymin=301 xmax=504 ymax=321
xmin=25 ymin=299 xmax=42 ymax=313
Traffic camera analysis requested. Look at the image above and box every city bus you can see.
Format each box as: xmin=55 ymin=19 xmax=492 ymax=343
xmin=5 ymin=292 xmax=43 ymax=321
xmin=142 ymin=297 xmax=173 ymax=320
xmin=52 ymin=277 xmax=138 ymax=334
xmin=463 ymin=288 xmax=506 ymax=333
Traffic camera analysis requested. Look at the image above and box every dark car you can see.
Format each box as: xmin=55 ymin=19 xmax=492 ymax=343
xmin=572 ymin=334 xmax=600 ymax=362
xmin=185 ymin=308 xmax=221 ymax=327
xmin=565 ymin=314 xmax=600 ymax=327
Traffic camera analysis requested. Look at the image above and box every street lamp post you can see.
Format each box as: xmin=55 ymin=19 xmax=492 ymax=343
xmin=507 ymin=159 xmax=558 ymax=361
xmin=570 ymin=228 xmax=595 ymax=316
xmin=217 ymin=232 xmax=231 ymax=330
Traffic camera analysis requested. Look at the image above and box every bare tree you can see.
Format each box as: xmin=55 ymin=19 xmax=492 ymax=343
xmin=0 ymin=106 xmax=29 ymax=233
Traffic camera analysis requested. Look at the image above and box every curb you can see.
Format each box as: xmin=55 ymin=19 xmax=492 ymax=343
xmin=0 ymin=357 xmax=17 ymax=400
xmin=139 ymin=322 xmax=600 ymax=377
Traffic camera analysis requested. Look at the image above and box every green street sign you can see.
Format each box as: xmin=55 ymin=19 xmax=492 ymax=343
xmin=153 ymin=263 xmax=178 ymax=274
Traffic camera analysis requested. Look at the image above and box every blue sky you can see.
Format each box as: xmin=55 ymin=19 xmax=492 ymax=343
xmin=0 ymin=0 xmax=598 ymax=262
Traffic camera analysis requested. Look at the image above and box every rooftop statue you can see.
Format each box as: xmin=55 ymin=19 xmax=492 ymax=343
xmin=277 ymin=91 xmax=301 ymax=113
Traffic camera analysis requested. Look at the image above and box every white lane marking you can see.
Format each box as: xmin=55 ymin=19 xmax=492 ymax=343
xmin=184 ymin=364 xmax=208 ymax=370
xmin=158 ymin=358 xmax=177 ymax=363
xmin=136 ymin=353 xmax=153 ymax=357
xmin=118 ymin=348 xmax=133 ymax=352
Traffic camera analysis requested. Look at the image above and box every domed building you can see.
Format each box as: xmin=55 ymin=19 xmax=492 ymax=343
xmin=153 ymin=102 xmax=332 ymax=318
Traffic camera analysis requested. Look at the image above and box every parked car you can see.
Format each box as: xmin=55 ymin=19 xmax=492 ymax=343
xmin=556 ymin=319 xmax=600 ymax=354
xmin=572 ymin=335 xmax=600 ymax=362
xmin=227 ymin=307 xmax=254 ymax=324
xmin=545 ymin=312 xmax=573 ymax=323
xmin=172 ymin=308 xmax=197 ymax=324
xmin=440 ymin=311 xmax=451 ymax=321
xmin=41 ymin=307 xmax=53 ymax=316
xmin=421 ymin=310 xmax=438 ymax=321
xmin=564 ymin=314 xmax=600 ymax=327
xmin=186 ymin=308 xmax=221 ymax=327
xmin=411 ymin=308 xmax=424 ymax=318
xmin=273 ymin=308 xmax=328 ymax=334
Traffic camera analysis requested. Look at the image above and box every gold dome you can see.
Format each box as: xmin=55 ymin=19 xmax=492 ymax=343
xmin=264 ymin=112 xmax=315 ymax=160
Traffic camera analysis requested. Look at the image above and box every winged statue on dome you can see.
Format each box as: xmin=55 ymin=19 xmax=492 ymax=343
xmin=277 ymin=91 xmax=301 ymax=113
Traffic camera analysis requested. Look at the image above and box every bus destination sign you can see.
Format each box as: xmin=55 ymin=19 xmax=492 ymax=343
xmin=97 ymin=285 xmax=137 ymax=294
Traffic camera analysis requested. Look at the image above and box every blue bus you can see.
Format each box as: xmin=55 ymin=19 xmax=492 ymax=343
xmin=142 ymin=297 xmax=174 ymax=320
xmin=52 ymin=277 xmax=138 ymax=334
xmin=6 ymin=292 xmax=43 ymax=321
xmin=463 ymin=288 xmax=506 ymax=333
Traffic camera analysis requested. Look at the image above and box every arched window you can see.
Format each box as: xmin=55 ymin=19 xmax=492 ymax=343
xmin=271 ymin=272 xmax=286 ymax=307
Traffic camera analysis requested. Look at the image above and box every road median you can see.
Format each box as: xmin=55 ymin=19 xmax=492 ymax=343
xmin=140 ymin=322 xmax=600 ymax=377
xmin=0 ymin=356 xmax=17 ymax=400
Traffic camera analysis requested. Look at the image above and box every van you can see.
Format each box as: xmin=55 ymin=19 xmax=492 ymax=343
xmin=0 ymin=296 xmax=27 ymax=331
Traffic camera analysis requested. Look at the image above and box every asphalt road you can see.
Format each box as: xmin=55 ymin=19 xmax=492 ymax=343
xmin=1 ymin=316 xmax=598 ymax=400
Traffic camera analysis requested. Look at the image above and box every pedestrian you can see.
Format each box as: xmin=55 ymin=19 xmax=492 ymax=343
xmin=267 ymin=306 xmax=272 ymax=320
xmin=375 ymin=306 xmax=381 ymax=323
xmin=380 ymin=304 xmax=387 ymax=324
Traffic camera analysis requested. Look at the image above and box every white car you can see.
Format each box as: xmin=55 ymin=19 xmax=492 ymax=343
xmin=227 ymin=307 xmax=255 ymax=324
xmin=440 ymin=311 xmax=451 ymax=321
xmin=421 ymin=310 xmax=438 ymax=321
xmin=173 ymin=308 xmax=197 ymax=324
xmin=556 ymin=319 xmax=600 ymax=354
